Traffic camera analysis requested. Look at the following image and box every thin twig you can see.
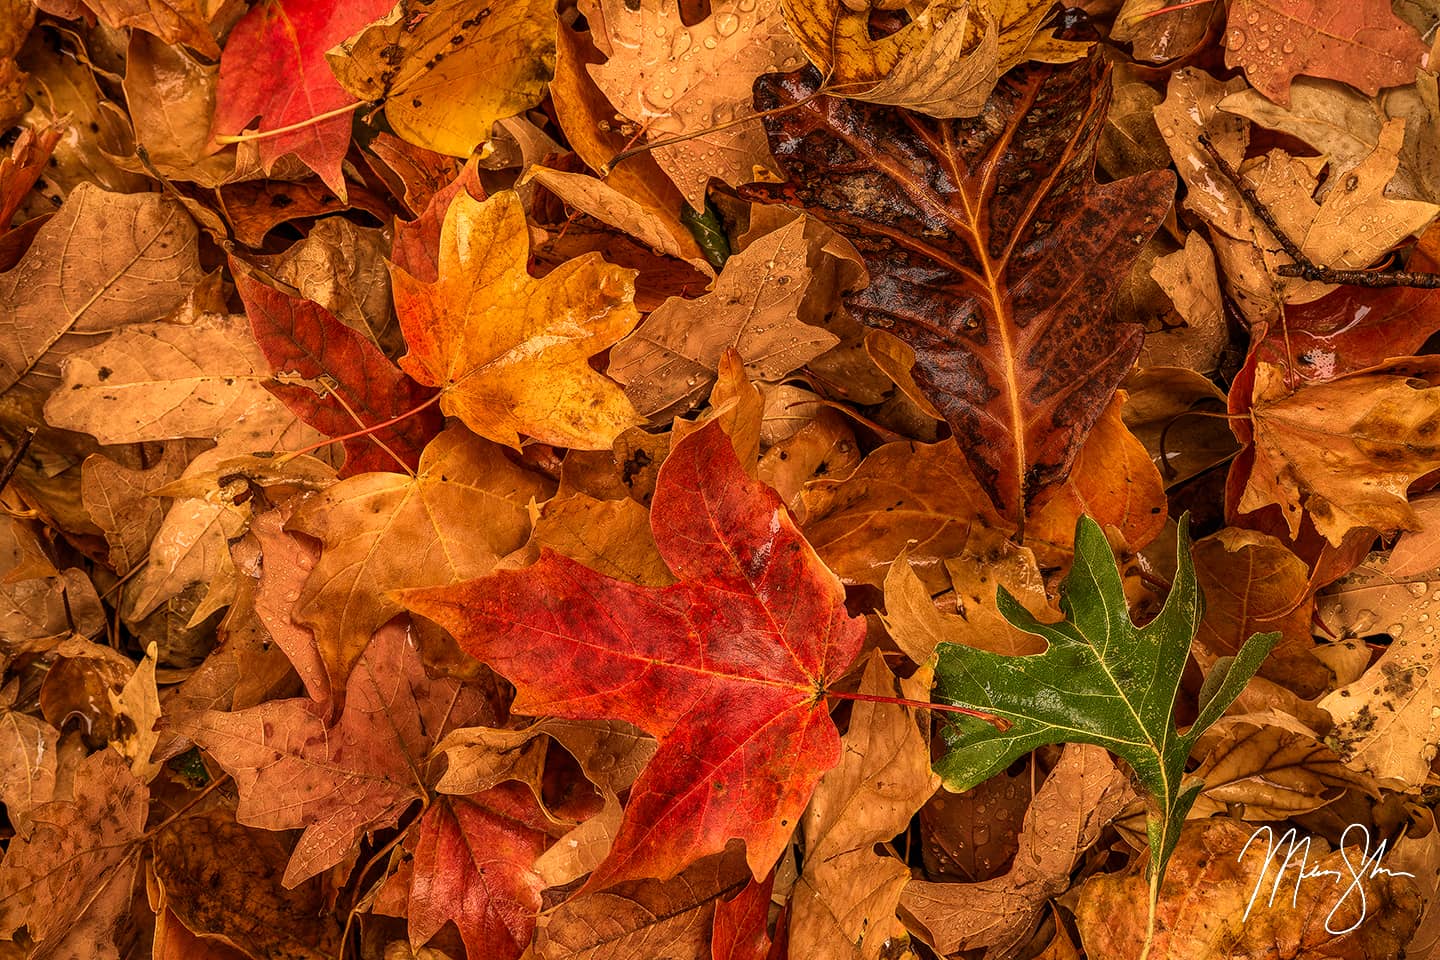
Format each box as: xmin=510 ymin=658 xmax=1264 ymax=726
xmin=0 ymin=427 xmax=36 ymax=497
xmin=1197 ymin=134 xmax=1440 ymax=289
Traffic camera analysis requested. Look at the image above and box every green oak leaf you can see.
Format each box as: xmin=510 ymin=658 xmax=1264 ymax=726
xmin=932 ymin=513 xmax=1278 ymax=907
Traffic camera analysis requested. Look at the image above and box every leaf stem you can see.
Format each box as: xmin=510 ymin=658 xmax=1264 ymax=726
xmin=0 ymin=426 xmax=36 ymax=497
xmin=281 ymin=391 xmax=443 ymax=464
xmin=826 ymin=690 xmax=1012 ymax=731
xmin=213 ymin=100 xmax=365 ymax=145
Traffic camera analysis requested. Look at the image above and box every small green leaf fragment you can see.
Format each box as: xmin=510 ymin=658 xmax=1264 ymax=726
xmin=681 ymin=200 xmax=730 ymax=270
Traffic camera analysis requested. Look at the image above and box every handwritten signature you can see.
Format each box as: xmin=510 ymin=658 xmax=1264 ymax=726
xmin=1240 ymin=823 xmax=1415 ymax=934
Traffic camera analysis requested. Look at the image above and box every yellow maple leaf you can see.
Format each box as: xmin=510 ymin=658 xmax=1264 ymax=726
xmin=391 ymin=189 xmax=642 ymax=449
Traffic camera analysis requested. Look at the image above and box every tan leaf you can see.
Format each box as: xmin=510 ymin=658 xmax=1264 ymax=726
xmin=803 ymin=439 xmax=1005 ymax=592
xmin=1240 ymin=361 xmax=1440 ymax=545
xmin=1242 ymin=119 xmax=1440 ymax=303
xmin=587 ymin=0 xmax=807 ymax=206
xmin=1187 ymin=719 xmax=1379 ymax=820
xmin=530 ymin=493 xmax=673 ymax=587
xmin=1121 ymin=366 xmax=1237 ymax=488
xmin=1220 ymin=74 xmax=1440 ymax=205
xmin=782 ymin=0 xmax=1085 ymax=118
xmin=790 ymin=651 xmax=939 ymax=960
xmin=524 ymin=166 xmax=713 ymax=276
xmin=84 ymin=0 xmax=220 ymax=56
xmin=0 ymin=183 xmax=202 ymax=395
xmin=1145 ymin=233 xmax=1229 ymax=373
xmin=0 ymin=750 xmax=149 ymax=960
xmin=1387 ymin=492 xmax=1440 ymax=578
xmin=119 ymin=31 xmax=259 ymax=186
xmin=548 ymin=21 xmax=707 ymax=268
xmin=108 ymin=641 xmax=162 ymax=782
xmin=44 ymin=313 xmax=278 ymax=445
xmin=533 ymin=847 xmax=750 ymax=959
xmin=1317 ymin=558 xmax=1440 ymax=785
xmin=609 ymin=217 xmax=841 ymax=419
xmin=288 ymin=425 xmax=553 ymax=688
xmin=81 ymin=445 xmax=190 ymax=577
xmin=0 ymin=706 xmax=58 ymax=832
xmin=1075 ymin=818 xmax=1421 ymax=959
xmin=882 ymin=534 xmax=1051 ymax=663
xmin=903 ymin=744 xmax=1134 ymax=956
xmin=1192 ymin=528 xmax=1330 ymax=698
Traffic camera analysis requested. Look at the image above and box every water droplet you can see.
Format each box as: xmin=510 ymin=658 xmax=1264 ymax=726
xmin=1410 ymin=582 xmax=1428 ymax=598
xmin=703 ymin=35 xmax=717 ymax=49
xmin=1229 ymin=29 xmax=1246 ymax=49
xmin=1389 ymin=622 xmax=1406 ymax=637
xmin=715 ymin=11 xmax=740 ymax=36
xmin=1282 ymin=39 xmax=1295 ymax=53
xmin=1245 ymin=9 xmax=1259 ymax=22
xmin=662 ymin=87 xmax=674 ymax=99
xmin=654 ymin=24 xmax=667 ymax=36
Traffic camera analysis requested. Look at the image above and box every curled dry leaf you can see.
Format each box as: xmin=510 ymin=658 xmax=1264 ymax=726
xmin=1186 ymin=719 xmax=1379 ymax=820
xmin=902 ymin=744 xmax=1134 ymax=956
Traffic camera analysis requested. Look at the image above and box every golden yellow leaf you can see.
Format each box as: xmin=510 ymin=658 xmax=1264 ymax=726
xmin=391 ymin=190 xmax=642 ymax=450
xmin=328 ymin=0 xmax=556 ymax=158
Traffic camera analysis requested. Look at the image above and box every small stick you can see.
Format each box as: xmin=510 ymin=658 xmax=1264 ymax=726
xmin=1197 ymin=134 xmax=1440 ymax=289
xmin=0 ymin=427 xmax=36 ymax=497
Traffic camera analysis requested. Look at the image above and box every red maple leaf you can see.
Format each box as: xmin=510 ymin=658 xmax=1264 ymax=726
xmin=406 ymin=787 xmax=549 ymax=960
xmin=211 ymin=0 xmax=393 ymax=196
xmin=235 ymin=271 xmax=442 ymax=476
xmin=400 ymin=420 xmax=867 ymax=889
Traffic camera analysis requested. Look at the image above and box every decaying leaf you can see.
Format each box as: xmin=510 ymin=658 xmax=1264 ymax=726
xmin=743 ymin=57 xmax=1174 ymax=522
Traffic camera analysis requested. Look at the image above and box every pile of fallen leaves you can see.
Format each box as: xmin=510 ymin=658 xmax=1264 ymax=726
xmin=4 ymin=0 xmax=1440 ymax=957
